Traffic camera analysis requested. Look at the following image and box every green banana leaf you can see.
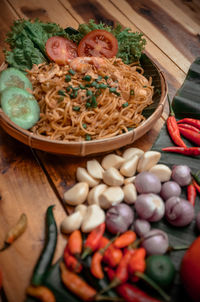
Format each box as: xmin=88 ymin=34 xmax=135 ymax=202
xmin=172 ymin=57 xmax=200 ymax=118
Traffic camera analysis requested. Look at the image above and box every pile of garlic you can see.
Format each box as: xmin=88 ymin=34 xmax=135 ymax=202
xmin=61 ymin=148 xmax=172 ymax=234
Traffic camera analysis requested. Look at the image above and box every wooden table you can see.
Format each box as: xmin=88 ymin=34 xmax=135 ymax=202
xmin=0 ymin=1 xmax=200 ymax=301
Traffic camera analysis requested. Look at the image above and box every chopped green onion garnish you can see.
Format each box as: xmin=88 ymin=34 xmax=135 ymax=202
xmin=58 ymin=96 xmax=64 ymax=102
xmin=58 ymin=90 xmax=66 ymax=96
xmin=73 ymin=87 xmax=80 ymax=91
xmin=104 ymin=75 xmax=109 ymax=80
xmin=85 ymin=84 xmax=91 ymax=88
xmin=91 ymin=95 xmax=97 ymax=108
xmin=122 ymin=102 xmax=129 ymax=108
xmin=69 ymin=69 xmax=75 ymax=75
xmin=79 ymin=84 xmax=85 ymax=89
xmin=83 ymin=75 xmax=92 ymax=81
xmin=109 ymin=87 xmax=117 ymax=93
xmin=65 ymin=75 xmax=71 ymax=82
xmin=99 ymin=83 xmax=107 ymax=89
xmin=127 ymin=127 xmax=133 ymax=131
xmin=95 ymin=89 xmax=101 ymax=97
xmin=91 ymin=81 xmax=98 ymax=88
xmin=143 ymin=85 xmax=147 ymax=88
xmin=73 ymin=106 xmax=80 ymax=111
xmin=85 ymin=134 xmax=91 ymax=141
xmin=70 ymin=90 xmax=78 ymax=99
xmin=86 ymin=90 xmax=93 ymax=97
xmin=96 ymin=75 xmax=102 ymax=82
xmin=66 ymin=86 xmax=71 ymax=92
xmin=82 ymin=123 xmax=87 ymax=129
xmin=86 ymin=102 xmax=91 ymax=108
xmin=130 ymin=90 xmax=134 ymax=95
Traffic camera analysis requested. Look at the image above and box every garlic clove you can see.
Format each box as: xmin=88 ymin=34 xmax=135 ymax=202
xmin=99 ymin=186 xmax=124 ymax=209
xmin=120 ymin=155 xmax=139 ymax=177
xmin=103 ymin=167 xmax=124 ymax=186
xmin=76 ymin=167 xmax=100 ymax=187
xmin=64 ymin=182 xmax=89 ymax=206
xmin=61 ymin=211 xmax=83 ymax=234
xmin=124 ymin=176 xmax=136 ymax=185
xmin=123 ymin=183 xmax=137 ymax=204
xmin=101 ymin=154 xmax=125 ymax=170
xmin=87 ymin=159 xmax=104 ymax=179
xmin=87 ymin=184 xmax=107 ymax=205
xmin=74 ymin=204 xmax=88 ymax=218
xmin=137 ymin=151 xmax=161 ymax=172
xmin=122 ymin=148 xmax=144 ymax=160
xmin=81 ymin=204 xmax=105 ymax=233
xmin=149 ymin=164 xmax=172 ymax=182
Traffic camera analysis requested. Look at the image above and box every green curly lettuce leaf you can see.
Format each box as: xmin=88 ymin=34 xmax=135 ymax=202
xmin=5 ymin=19 xmax=67 ymax=72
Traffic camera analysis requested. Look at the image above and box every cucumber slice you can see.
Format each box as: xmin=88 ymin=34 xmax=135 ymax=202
xmin=1 ymin=87 xmax=40 ymax=129
xmin=0 ymin=67 xmax=32 ymax=93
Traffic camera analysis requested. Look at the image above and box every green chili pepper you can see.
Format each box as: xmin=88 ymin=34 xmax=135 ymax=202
xmin=145 ymin=255 xmax=176 ymax=289
xmin=31 ymin=205 xmax=57 ymax=286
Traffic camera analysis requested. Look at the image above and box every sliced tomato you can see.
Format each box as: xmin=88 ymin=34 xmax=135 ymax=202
xmin=77 ymin=29 xmax=118 ymax=58
xmin=45 ymin=36 xmax=77 ymax=65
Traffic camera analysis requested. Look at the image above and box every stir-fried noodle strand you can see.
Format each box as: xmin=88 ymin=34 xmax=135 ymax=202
xmin=27 ymin=57 xmax=153 ymax=141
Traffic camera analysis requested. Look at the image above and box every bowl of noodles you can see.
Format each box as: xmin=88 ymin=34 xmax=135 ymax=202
xmin=0 ymin=54 xmax=167 ymax=156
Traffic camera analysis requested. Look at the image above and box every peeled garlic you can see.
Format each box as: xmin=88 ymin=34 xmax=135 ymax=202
xmin=75 ymin=204 xmax=88 ymax=218
xmin=64 ymin=182 xmax=89 ymax=206
xmin=61 ymin=211 xmax=83 ymax=234
xmin=122 ymin=148 xmax=144 ymax=160
xmin=99 ymin=186 xmax=124 ymax=209
xmin=103 ymin=167 xmax=124 ymax=186
xmin=87 ymin=159 xmax=104 ymax=179
xmin=101 ymin=154 xmax=125 ymax=170
xmin=120 ymin=155 xmax=139 ymax=177
xmin=137 ymin=151 xmax=161 ymax=172
xmin=87 ymin=184 xmax=107 ymax=205
xmin=81 ymin=204 xmax=105 ymax=233
xmin=149 ymin=164 xmax=172 ymax=182
xmin=124 ymin=176 xmax=136 ymax=185
xmin=123 ymin=183 xmax=137 ymax=204
xmin=76 ymin=167 xmax=100 ymax=187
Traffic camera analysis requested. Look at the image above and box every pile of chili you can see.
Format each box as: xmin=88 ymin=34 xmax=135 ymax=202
xmin=162 ymin=146 xmax=200 ymax=156
xmin=187 ymin=181 xmax=197 ymax=206
xmin=177 ymin=118 xmax=200 ymax=130
xmin=178 ymin=127 xmax=200 ymax=146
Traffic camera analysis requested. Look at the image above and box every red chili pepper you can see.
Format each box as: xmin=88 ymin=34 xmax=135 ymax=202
xmin=81 ymin=223 xmax=105 ymax=259
xmin=179 ymin=127 xmax=200 ymax=146
xmin=98 ymin=236 xmax=110 ymax=249
xmin=128 ymin=248 xmax=146 ymax=282
xmin=106 ymin=268 xmax=161 ymax=302
xmin=178 ymin=123 xmax=200 ymax=133
xmin=187 ymin=182 xmax=197 ymax=206
xmin=64 ymin=245 xmax=82 ymax=273
xmin=166 ymin=96 xmax=187 ymax=147
xmin=193 ymin=180 xmax=200 ymax=195
xmin=91 ymin=238 xmax=115 ymax=279
xmin=114 ymin=231 xmax=136 ymax=249
xmin=103 ymin=245 xmax=123 ymax=268
xmin=162 ymin=146 xmax=200 ymax=156
xmin=67 ymin=230 xmax=82 ymax=257
xmin=177 ymin=118 xmax=200 ymax=130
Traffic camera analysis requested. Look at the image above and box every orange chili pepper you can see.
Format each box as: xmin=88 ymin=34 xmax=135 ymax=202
xmin=26 ymin=285 xmax=56 ymax=302
xmin=60 ymin=262 xmax=97 ymax=301
xmin=81 ymin=223 xmax=105 ymax=259
xmin=114 ymin=231 xmax=136 ymax=249
xmin=98 ymin=236 xmax=110 ymax=249
xmin=64 ymin=245 xmax=82 ymax=273
xmin=103 ymin=245 xmax=123 ymax=268
xmin=128 ymin=248 xmax=146 ymax=282
xmin=67 ymin=230 xmax=82 ymax=256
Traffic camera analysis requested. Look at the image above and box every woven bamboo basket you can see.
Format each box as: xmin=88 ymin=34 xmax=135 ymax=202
xmin=0 ymin=54 xmax=167 ymax=156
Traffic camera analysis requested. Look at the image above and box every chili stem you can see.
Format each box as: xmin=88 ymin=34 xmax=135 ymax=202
xmin=135 ymin=272 xmax=171 ymax=302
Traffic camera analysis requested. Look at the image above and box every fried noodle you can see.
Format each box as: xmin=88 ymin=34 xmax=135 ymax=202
xmin=27 ymin=57 xmax=153 ymax=141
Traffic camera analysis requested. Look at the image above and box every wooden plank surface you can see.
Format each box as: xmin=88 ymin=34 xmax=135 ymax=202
xmin=0 ymin=0 xmax=199 ymax=301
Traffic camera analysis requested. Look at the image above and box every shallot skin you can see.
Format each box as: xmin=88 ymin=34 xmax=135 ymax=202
xmin=171 ymin=165 xmax=192 ymax=187
xmin=141 ymin=229 xmax=169 ymax=255
xmin=135 ymin=172 xmax=161 ymax=194
xmin=165 ymin=196 xmax=195 ymax=227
